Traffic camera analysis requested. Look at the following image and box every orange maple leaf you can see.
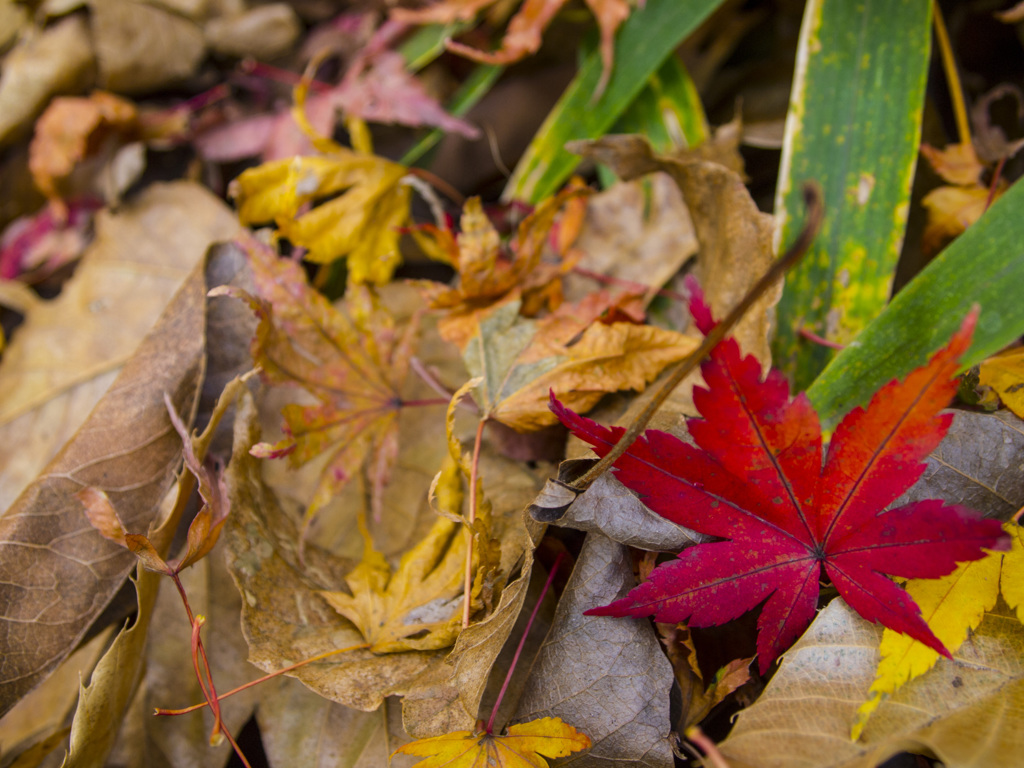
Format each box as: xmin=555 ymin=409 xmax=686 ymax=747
xmin=215 ymin=236 xmax=420 ymax=525
xmin=415 ymin=182 xmax=588 ymax=349
xmin=393 ymin=717 xmax=591 ymax=767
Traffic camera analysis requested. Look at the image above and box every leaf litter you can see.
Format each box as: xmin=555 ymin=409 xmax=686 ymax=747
xmin=2 ymin=4 xmax=1024 ymax=767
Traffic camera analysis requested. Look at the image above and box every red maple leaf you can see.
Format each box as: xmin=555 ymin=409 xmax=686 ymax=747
xmin=552 ymin=283 xmax=1009 ymax=673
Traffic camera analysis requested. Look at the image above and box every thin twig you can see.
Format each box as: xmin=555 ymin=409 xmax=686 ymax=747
xmin=685 ymin=726 xmax=732 ymax=768
xmin=463 ymin=418 xmax=486 ymax=628
xmin=572 ymin=183 xmax=823 ymax=492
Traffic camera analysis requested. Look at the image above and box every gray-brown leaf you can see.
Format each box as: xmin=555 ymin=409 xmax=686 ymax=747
xmin=513 ymin=533 xmax=675 ymax=767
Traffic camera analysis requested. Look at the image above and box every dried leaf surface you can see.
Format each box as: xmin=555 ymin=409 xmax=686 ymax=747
xmin=513 ymin=533 xmax=674 ymax=768
xmin=0 ymin=253 xmax=212 ymax=716
xmin=257 ymin=681 xmax=416 ymax=768
xmin=718 ymin=600 xmax=1024 ymax=768
xmin=0 ymin=182 xmax=239 ymax=510
xmin=532 ymin=466 xmax=705 ymax=552
xmin=0 ymin=16 xmax=95 ymax=146
xmin=891 ymin=409 xmax=1024 ymax=520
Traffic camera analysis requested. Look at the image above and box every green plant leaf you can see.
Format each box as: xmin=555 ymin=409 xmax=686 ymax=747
xmin=503 ymin=0 xmax=726 ymax=204
xmin=808 ymin=175 xmax=1024 ymax=429
xmin=773 ymin=0 xmax=932 ymax=389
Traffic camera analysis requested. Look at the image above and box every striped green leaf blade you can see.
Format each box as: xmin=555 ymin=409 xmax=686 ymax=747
xmin=773 ymin=0 xmax=932 ymax=390
xmin=503 ymin=0 xmax=726 ymax=204
xmin=807 ymin=176 xmax=1024 ymax=429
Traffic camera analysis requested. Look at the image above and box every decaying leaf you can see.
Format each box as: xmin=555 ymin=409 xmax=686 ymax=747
xmin=465 ymin=300 xmax=699 ymax=431
xmin=979 ymin=346 xmax=1024 ymax=420
xmin=854 ymin=520 xmax=1024 ymax=737
xmin=219 ymin=236 xmax=419 ymax=525
xmin=319 ymin=515 xmax=468 ymax=653
xmin=0 ymin=182 xmax=239 ymax=511
xmin=718 ymin=599 xmax=1024 ymax=768
xmin=0 ymin=255 xmax=207 ymax=717
xmin=513 ymin=533 xmax=675 ymax=767
xmin=558 ymin=287 xmax=1006 ymax=673
xmin=394 ymin=716 xmax=591 ymax=768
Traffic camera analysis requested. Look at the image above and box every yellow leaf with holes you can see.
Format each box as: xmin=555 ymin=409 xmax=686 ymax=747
xmin=393 ymin=717 xmax=591 ymax=767
xmin=853 ymin=521 xmax=1024 ymax=738
xmin=979 ymin=346 xmax=1024 ymax=420
xmin=320 ymin=514 xmax=468 ymax=653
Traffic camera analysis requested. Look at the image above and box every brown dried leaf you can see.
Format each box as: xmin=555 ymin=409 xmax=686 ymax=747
xmin=256 ymin=682 xmax=416 ymax=768
xmin=0 ymin=182 xmax=240 ymax=511
xmin=532 ymin=463 xmax=705 ymax=551
xmin=718 ymin=600 xmax=1024 ymax=768
xmin=89 ymin=0 xmax=205 ymax=95
xmin=223 ymin=391 xmax=454 ymax=718
xmin=513 ymin=533 xmax=675 ymax=767
xmin=565 ymin=173 xmax=698 ymax=306
xmin=0 ymin=16 xmax=95 ymax=147
xmin=0 ymin=257 xmax=207 ymax=717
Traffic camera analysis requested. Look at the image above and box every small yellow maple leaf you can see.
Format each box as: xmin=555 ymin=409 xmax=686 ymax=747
xmin=393 ymin=717 xmax=591 ymax=767
xmin=978 ymin=346 xmax=1024 ymax=420
xmin=229 ymin=66 xmax=411 ymax=283
xmin=319 ymin=514 xmax=468 ymax=653
xmin=853 ymin=521 xmax=1024 ymax=739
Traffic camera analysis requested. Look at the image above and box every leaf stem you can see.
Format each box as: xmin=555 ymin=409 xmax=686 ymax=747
xmin=155 ymin=643 xmax=371 ymax=716
xmin=463 ymin=418 xmax=487 ymax=628
xmin=572 ymin=183 xmax=823 ymax=491
xmin=485 ymin=552 xmax=564 ymax=734
xmin=932 ymin=1 xmax=971 ymax=146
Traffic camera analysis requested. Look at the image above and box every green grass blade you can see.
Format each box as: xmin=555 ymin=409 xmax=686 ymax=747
xmin=610 ymin=54 xmax=709 ymax=152
xmin=399 ymin=22 xmax=470 ymax=70
xmin=503 ymin=0 xmax=726 ymax=204
xmin=773 ymin=0 xmax=932 ymax=390
xmin=807 ymin=177 xmax=1024 ymax=429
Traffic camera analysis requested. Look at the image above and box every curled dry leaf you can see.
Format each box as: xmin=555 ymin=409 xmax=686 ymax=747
xmin=394 ymin=716 xmax=591 ymax=768
xmin=416 ymin=186 xmax=587 ymax=350
xmin=718 ymin=599 xmax=1024 ymax=768
xmin=513 ymin=533 xmax=675 ymax=767
xmin=531 ymin=461 xmax=705 ymax=552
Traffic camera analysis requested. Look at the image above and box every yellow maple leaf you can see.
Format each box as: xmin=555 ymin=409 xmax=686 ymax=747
xmin=853 ymin=521 xmax=1024 ymax=739
xmin=393 ymin=717 xmax=591 ymax=767
xmin=229 ymin=67 xmax=411 ymax=283
xmin=978 ymin=346 xmax=1024 ymax=420
xmin=319 ymin=513 xmax=468 ymax=653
